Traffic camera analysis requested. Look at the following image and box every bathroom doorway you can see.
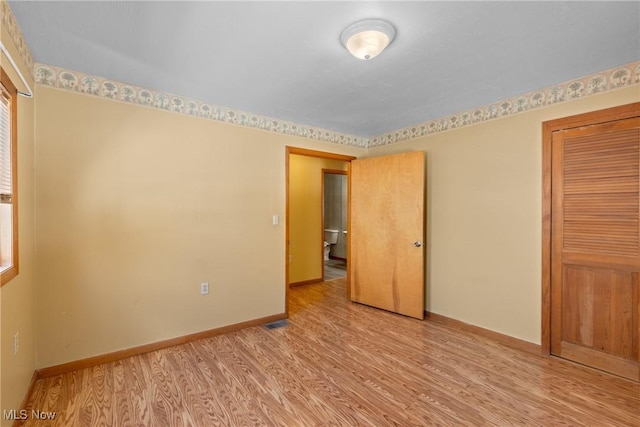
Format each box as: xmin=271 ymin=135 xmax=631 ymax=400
xmin=323 ymin=169 xmax=347 ymax=281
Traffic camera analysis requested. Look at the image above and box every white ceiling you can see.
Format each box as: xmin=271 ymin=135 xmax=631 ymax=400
xmin=9 ymin=1 xmax=640 ymax=138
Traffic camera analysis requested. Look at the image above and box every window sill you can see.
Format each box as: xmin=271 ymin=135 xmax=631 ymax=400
xmin=1 ymin=264 xmax=18 ymax=285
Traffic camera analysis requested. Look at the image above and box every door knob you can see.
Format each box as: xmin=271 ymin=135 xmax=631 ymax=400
xmin=414 ymin=241 xmax=422 ymax=247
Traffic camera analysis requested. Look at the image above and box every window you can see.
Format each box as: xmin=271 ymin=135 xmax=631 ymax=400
xmin=1 ymin=67 xmax=18 ymax=285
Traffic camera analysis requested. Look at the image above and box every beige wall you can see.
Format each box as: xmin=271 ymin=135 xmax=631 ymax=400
xmin=368 ymin=86 xmax=639 ymax=344
xmin=32 ymin=83 xmax=638 ymax=371
xmin=34 ymin=86 xmax=364 ymax=368
xmin=0 ymin=18 xmax=36 ymax=425
xmin=288 ymin=155 xmax=347 ymax=284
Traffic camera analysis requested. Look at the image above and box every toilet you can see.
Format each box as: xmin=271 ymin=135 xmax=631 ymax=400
xmin=323 ymin=229 xmax=339 ymax=260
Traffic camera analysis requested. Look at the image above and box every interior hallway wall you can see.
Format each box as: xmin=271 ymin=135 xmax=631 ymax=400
xmin=289 ymin=155 xmax=347 ymax=284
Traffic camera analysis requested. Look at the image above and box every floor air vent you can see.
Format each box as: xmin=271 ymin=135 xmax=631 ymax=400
xmin=263 ymin=319 xmax=289 ymax=330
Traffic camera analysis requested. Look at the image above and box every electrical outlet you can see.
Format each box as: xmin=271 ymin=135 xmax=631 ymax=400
xmin=200 ymin=282 xmax=209 ymax=295
xmin=13 ymin=332 xmax=18 ymax=355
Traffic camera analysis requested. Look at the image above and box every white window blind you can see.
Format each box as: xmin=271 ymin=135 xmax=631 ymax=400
xmin=0 ymin=88 xmax=11 ymax=203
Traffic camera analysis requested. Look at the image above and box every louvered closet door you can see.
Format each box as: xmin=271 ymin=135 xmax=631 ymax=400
xmin=551 ymin=117 xmax=640 ymax=381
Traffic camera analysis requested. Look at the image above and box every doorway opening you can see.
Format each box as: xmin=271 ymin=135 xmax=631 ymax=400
xmin=285 ymin=147 xmax=355 ymax=315
xmin=323 ymin=169 xmax=348 ymax=281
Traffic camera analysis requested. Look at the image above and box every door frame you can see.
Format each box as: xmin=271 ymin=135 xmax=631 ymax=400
xmin=285 ymin=146 xmax=356 ymax=316
xmin=541 ymin=102 xmax=640 ymax=354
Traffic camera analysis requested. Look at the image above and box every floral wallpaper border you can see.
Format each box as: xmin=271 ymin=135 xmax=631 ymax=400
xmin=371 ymin=61 xmax=640 ymax=148
xmin=1 ymin=0 xmax=35 ymax=79
xmin=35 ymin=60 xmax=639 ymax=149
xmin=33 ymin=63 xmax=369 ymax=148
xmin=4 ymin=0 xmax=640 ymax=148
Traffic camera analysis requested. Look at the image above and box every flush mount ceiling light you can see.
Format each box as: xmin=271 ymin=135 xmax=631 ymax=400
xmin=340 ymin=19 xmax=396 ymax=60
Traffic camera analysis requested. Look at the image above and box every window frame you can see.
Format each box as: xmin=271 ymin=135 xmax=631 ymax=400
xmin=1 ymin=67 xmax=19 ymax=285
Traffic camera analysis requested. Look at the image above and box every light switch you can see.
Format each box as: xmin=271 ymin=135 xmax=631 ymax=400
xmin=272 ymin=215 xmax=279 ymax=225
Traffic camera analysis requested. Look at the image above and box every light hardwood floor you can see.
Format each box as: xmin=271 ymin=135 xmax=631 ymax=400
xmin=20 ymin=278 xmax=639 ymax=426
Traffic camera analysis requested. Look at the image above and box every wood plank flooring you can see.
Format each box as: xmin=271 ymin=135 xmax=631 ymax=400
xmin=20 ymin=278 xmax=639 ymax=426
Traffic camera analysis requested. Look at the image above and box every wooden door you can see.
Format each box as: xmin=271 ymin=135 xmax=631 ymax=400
xmin=349 ymin=151 xmax=425 ymax=319
xmin=551 ymin=116 xmax=640 ymax=381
